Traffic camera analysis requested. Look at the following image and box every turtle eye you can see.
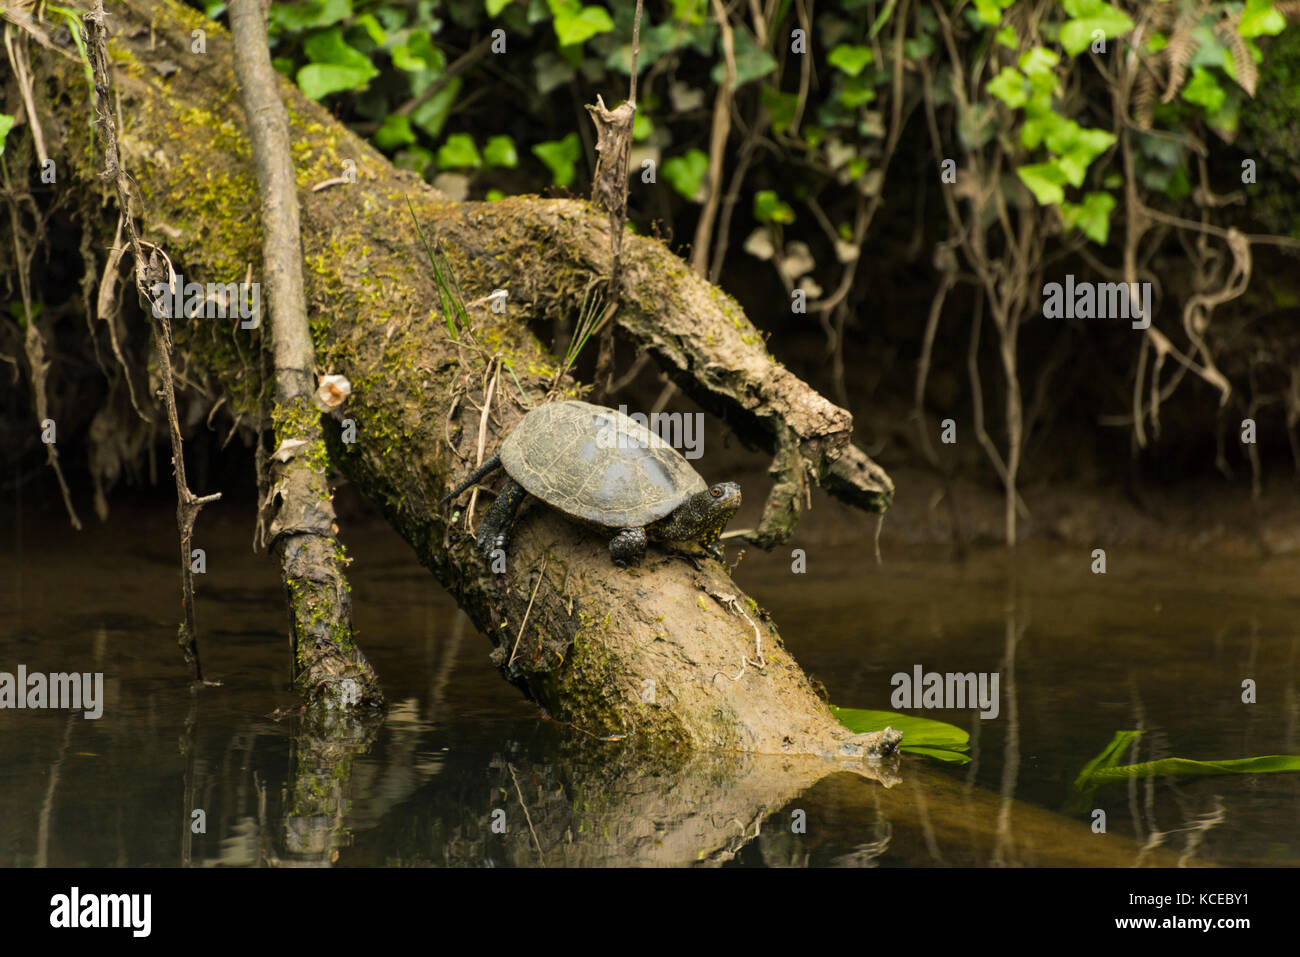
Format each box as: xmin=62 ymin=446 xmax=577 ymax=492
xmin=710 ymin=485 xmax=722 ymax=498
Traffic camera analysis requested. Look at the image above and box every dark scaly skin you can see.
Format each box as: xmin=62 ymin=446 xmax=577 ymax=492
xmin=474 ymin=477 xmax=528 ymax=559
xmin=648 ymin=482 xmax=742 ymax=562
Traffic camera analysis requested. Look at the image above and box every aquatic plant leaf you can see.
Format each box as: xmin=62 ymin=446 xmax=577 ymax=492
xmin=1073 ymin=731 xmax=1300 ymax=792
xmin=830 ymin=706 xmax=971 ymax=763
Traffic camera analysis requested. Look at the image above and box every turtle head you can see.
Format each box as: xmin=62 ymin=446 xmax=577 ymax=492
xmin=675 ymin=481 xmax=741 ymax=554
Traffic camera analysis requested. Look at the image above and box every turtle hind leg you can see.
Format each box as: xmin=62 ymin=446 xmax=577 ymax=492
xmin=609 ymin=527 xmax=647 ymax=567
xmin=474 ymin=478 xmax=527 ymax=561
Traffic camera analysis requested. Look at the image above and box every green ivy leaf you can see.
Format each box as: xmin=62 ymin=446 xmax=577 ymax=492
xmin=0 ymin=113 xmax=14 ymax=157
xmin=1181 ymin=66 xmax=1226 ymax=114
xmin=486 ymin=0 xmax=515 ymax=16
xmin=987 ymin=66 xmax=1028 ymax=108
xmin=957 ymin=100 xmax=996 ymax=149
xmin=303 ymin=26 xmax=373 ymax=68
xmin=1018 ymin=45 xmax=1060 ymax=78
xmin=532 ymin=132 xmax=582 ymax=186
xmin=438 ymin=132 xmax=482 ymax=169
xmin=392 ymin=33 xmax=446 ymax=73
xmin=753 ymin=189 xmax=795 ymax=223
xmin=483 ymin=134 xmax=518 ymax=167
xmin=827 ymin=44 xmax=874 ymax=77
xmin=903 ymin=34 xmax=934 ymax=59
xmin=710 ymin=26 xmax=777 ymax=89
xmin=662 ymin=148 xmax=709 ymax=201
xmin=411 ymin=77 xmax=462 ymax=139
xmin=1020 ymin=102 xmax=1066 ymax=150
xmin=631 ymin=111 xmax=654 ymax=141
xmin=1059 ymin=0 xmax=1134 ymax=57
xmin=269 ymin=0 xmax=351 ymax=32
xmin=393 ymin=145 xmax=434 ymax=175
xmin=1239 ymin=0 xmax=1286 ymax=38
xmin=761 ymin=87 xmax=799 ymax=133
xmin=1046 ymin=121 xmax=1116 ymax=186
xmin=297 ymin=62 xmax=377 ymax=99
xmin=971 ymin=0 xmax=1014 ymax=26
xmin=995 ymin=25 xmax=1017 ymax=49
xmin=353 ymin=13 xmax=385 ymax=45
xmin=1016 ymin=161 xmax=1068 ymax=205
xmin=549 ymin=0 xmax=615 ymax=47
xmin=837 ymin=76 xmax=877 ymax=108
xmin=374 ymin=114 xmax=416 ymax=150
xmin=1060 ymin=190 xmax=1115 ymax=244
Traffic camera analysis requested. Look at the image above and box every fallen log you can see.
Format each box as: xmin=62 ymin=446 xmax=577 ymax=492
xmin=10 ymin=0 xmax=896 ymax=757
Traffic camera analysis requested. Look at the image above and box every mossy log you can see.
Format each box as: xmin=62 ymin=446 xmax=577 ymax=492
xmin=12 ymin=0 xmax=896 ymax=757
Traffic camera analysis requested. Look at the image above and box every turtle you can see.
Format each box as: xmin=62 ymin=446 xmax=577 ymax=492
xmin=440 ymin=400 xmax=742 ymax=567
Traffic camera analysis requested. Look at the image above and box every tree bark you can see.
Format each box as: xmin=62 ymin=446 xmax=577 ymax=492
xmin=13 ymin=0 xmax=896 ymax=759
xmin=228 ymin=0 xmax=381 ymax=711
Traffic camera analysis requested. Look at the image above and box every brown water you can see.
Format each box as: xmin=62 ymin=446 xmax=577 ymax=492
xmin=2 ymin=501 xmax=1297 ymax=866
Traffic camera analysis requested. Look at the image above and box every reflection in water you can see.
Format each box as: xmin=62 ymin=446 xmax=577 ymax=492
xmin=1 ymin=504 xmax=1298 ymax=866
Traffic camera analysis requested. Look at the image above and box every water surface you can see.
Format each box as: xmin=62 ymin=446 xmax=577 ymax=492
xmin=2 ymin=503 xmax=1296 ymax=866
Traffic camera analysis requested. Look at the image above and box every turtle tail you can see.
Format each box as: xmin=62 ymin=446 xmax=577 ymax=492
xmin=440 ymin=454 xmax=502 ymax=507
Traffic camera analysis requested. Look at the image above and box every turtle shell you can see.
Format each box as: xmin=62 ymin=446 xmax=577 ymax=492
xmin=499 ymin=400 xmax=707 ymax=527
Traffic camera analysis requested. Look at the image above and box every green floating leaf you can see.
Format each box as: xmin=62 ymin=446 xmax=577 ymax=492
xmin=1017 ymin=161 xmax=1068 ymax=205
xmin=830 ymin=706 xmax=971 ymax=763
xmin=828 ymin=44 xmax=874 ymax=77
xmin=1059 ymin=0 xmax=1134 ymax=57
xmin=532 ymin=132 xmax=582 ymax=186
xmin=1239 ymin=0 xmax=1286 ymax=39
xmin=662 ymin=148 xmax=709 ymax=201
xmin=1074 ymin=731 xmax=1300 ymax=792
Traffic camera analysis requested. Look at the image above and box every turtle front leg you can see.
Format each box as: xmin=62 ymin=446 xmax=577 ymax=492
xmin=609 ymin=527 xmax=647 ymax=567
xmin=474 ymin=479 xmax=527 ymax=562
